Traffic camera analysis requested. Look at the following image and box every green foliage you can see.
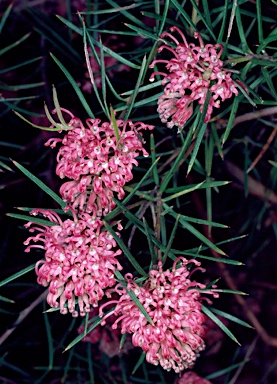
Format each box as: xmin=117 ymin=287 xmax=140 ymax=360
xmin=1 ymin=1 xmax=277 ymax=383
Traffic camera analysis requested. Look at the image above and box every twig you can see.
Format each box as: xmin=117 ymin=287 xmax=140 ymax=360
xmin=0 ymin=290 xmax=47 ymax=346
xmin=228 ymin=336 xmax=258 ymax=384
xmin=225 ymin=160 xmax=277 ymax=205
xmin=232 ymin=106 xmax=277 ymax=128
xmin=247 ymin=124 xmax=277 ymax=173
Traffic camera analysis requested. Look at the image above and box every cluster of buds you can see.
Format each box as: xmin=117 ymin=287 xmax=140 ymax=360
xmin=150 ymin=26 xmax=238 ymax=130
xmin=24 ymin=209 xmax=122 ymax=317
xmin=45 ymin=109 xmax=154 ymax=216
xmin=99 ymin=258 xmax=218 ymax=373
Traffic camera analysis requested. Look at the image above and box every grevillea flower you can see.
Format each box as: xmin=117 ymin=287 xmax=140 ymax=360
xmin=24 ymin=209 xmax=122 ymax=317
xmin=99 ymin=257 xmax=218 ymax=373
xmin=45 ymin=110 xmax=154 ymax=216
xmin=176 ymin=371 xmax=212 ymax=384
xmin=150 ymin=27 xmax=239 ymax=130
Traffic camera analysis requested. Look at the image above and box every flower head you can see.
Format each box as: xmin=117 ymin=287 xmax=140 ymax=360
xmin=99 ymin=257 xmax=218 ymax=373
xmin=24 ymin=209 xmax=122 ymax=317
xmin=45 ymin=111 xmax=154 ymax=216
xmin=150 ymin=27 xmax=238 ymax=130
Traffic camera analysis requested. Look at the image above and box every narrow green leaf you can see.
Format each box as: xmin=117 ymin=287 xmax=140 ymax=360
xmin=0 ymin=56 xmax=42 ymax=74
xmin=142 ymin=218 xmax=157 ymax=269
xmin=12 ymin=160 xmax=66 ymax=208
xmin=86 ymin=34 xmax=140 ymax=70
xmin=211 ymin=123 xmax=224 ymax=159
xmin=0 ymin=295 xmax=15 ymax=303
xmin=52 ymin=86 xmax=70 ymax=127
xmin=212 ymin=289 xmax=247 ymax=295
xmin=222 ymin=97 xmax=240 ymax=144
xmin=0 ymin=264 xmax=36 ymax=288
xmin=27 ymin=7 xmax=81 ymax=62
xmin=172 ymin=251 xmax=243 ymax=265
xmin=7 ymin=213 xmax=57 ymax=227
xmin=82 ymin=23 xmax=107 ymax=117
xmin=87 ymin=344 xmax=94 ymax=383
xmin=124 ymin=55 xmax=147 ymax=120
xmin=189 ymin=0 xmax=216 ymax=40
xmin=13 ymin=110 xmax=60 ymax=131
xmin=235 ymin=6 xmax=251 ymax=53
xmin=110 ymin=107 xmax=119 ymax=143
xmin=127 ymin=290 xmax=152 ymax=324
xmin=163 ymin=203 xmax=228 ymax=229
xmin=0 ymin=82 xmax=44 ymax=91
xmin=257 ymin=34 xmax=277 ymax=54
xmin=261 ymin=68 xmax=277 ymax=101
xmin=64 ymin=315 xmax=104 ymax=351
xmin=103 ymin=222 xmax=147 ymax=277
xmin=50 ymin=53 xmax=95 ymax=118
xmin=113 ymin=198 xmax=145 ymax=230
xmin=180 ymin=219 xmax=227 ymax=255
xmin=0 ymin=32 xmax=31 ymax=56
xmin=162 ymin=215 xmax=179 ymax=264
xmin=100 ymin=39 xmax=109 ymax=116
xmin=43 ymin=306 xmax=54 ymax=370
xmin=210 ymin=307 xmax=254 ymax=328
xmin=56 ymin=14 xmax=82 ymax=35
xmin=119 ymin=333 xmax=127 ymax=350
xmin=217 ymin=0 xmax=229 ymax=43
xmin=105 ymin=0 xmax=148 ymax=29
xmin=150 ymin=134 xmax=159 ymax=186
xmin=163 ymin=182 xmax=205 ymax=202
xmin=125 ymin=23 xmax=160 ymax=42
xmin=202 ymin=305 xmax=240 ymax=344
xmin=79 ymin=3 xmax=140 ymax=14
xmin=159 ymin=126 xmax=195 ymax=194
xmin=170 ymin=0 xmax=197 ymax=32
xmin=202 ymin=0 xmax=212 ymax=30
xmin=132 ymin=353 xmax=146 ymax=375
xmin=0 ymin=3 xmax=13 ymax=35
xmin=205 ymin=360 xmax=250 ymax=380
xmin=105 ymin=158 xmax=160 ymax=221
xmin=165 ymin=180 xmax=230 ymax=194
xmin=121 ymin=80 xmax=162 ymax=96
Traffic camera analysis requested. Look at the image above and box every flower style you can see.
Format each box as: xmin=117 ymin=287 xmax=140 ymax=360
xmin=176 ymin=371 xmax=212 ymax=384
xmin=45 ymin=110 xmax=154 ymax=216
xmin=99 ymin=257 xmax=218 ymax=373
xmin=150 ymin=27 xmax=239 ymax=130
xmin=24 ymin=209 xmax=122 ymax=317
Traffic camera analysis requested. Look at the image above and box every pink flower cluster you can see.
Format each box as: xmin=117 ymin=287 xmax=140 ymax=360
xmin=176 ymin=371 xmax=212 ymax=384
xmin=150 ymin=26 xmax=238 ymax=130
xmin=99 ymin=258 xmax=218 ymax=373
xmin=45 ymin=110 xmax=154 ymax=216
xmin=24 ymin=209 xmax=122 ymax=317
